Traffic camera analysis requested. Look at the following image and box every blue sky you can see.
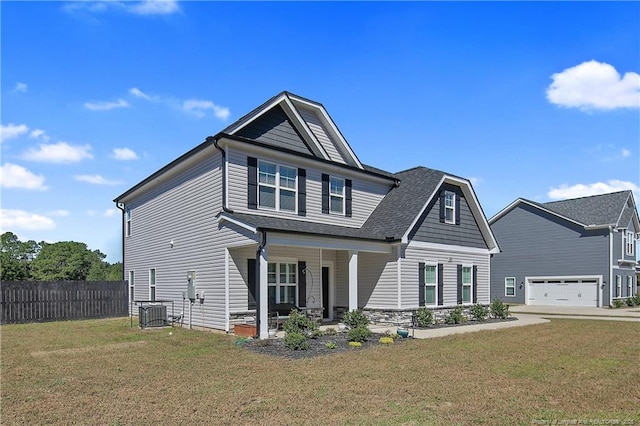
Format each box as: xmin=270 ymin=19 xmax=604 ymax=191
xmin=2 ymin=1 xmax=639 ymax=262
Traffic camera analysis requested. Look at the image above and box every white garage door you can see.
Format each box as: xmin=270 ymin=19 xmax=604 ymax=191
xmin=527 ymin=278 xmax=599 ymax=307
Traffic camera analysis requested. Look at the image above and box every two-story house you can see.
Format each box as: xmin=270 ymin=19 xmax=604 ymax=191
xmin=114 ymin=92 xmax=499 ymax=338
xmin=489 ymin=191 xmax=639 ymax=307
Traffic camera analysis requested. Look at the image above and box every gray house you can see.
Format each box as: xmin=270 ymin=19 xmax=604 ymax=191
xmin=114 ymin=92 xmax=499 ymax=338
xmin=489 ymin=191 xmax=639 ymax=307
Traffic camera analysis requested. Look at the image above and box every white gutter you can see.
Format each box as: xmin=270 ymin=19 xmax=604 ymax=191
xmin=609 ymin=226 xmax=613 ymax=307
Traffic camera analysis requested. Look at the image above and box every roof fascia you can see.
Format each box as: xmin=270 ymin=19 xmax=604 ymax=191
xmin=217 ymin=214 xmax=257 ymax=234
xmin=614 ymin=192 xmax=640 ymax=231
xmin=491 ymin=198 xmax=588 ymax=228
xmin=288 ymin=94 xmax=364 ymax=170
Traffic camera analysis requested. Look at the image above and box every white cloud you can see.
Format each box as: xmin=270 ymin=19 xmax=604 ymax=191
xmin=621 ymin=148 xmax=631 ymax=158
xmin=48 ymin=210 xmax=70 ymax=217
xmin=129 ymin=0 xmax=180 ymax=15
xmin=14 ymin=82 xmax=28 ymax=93
xmin=103 ymin=209 xmax=117 ymax=217
xmin=0 ymin=209 xmax=56 ymax=232
xmin=468 ymin=177 xmax=482 ymax=186
xmin=112 ymin=147 xmax=139 ymax=160
xmin=74 ymin=174 xmax=122 ymax=185
xmin=546 ymin=60 xmax=640 ymax=111
xmin=182 ymin=99 xmax=230 ymax=120
xmin=548 ymin=180 xmax=639 ymax=200
xmin=1 ymin=123 xmax=29 ymax=143
xmin=63 ymin=1 xmax=179 ymax=16
xmin=29 ymin=129 xmax=49 ymax=141
xmin=22 ymin=142 xmax=93 ymax=163
xmin=84 ymin=98 xmax=130 ymax=111
xmin=0 ymin=163 xmax=48 ymax=191
xmin=129 ymin=87 xmax=152 ymax=100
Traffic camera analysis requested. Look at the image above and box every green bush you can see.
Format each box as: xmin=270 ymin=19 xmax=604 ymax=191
xmin=612 ymin=299 xmax=624 ymax=308
xmin=348 ymin=341 xmax=362 ymax=348
xmin=625 ymin=297 xmax=635 ymax=307
xmin=325 ymin=341 xmax=337 ymax=349
xmin=444 ymin=305 xmax=465 ymax=324
xmin=284 ymin=331 xmax=309 ymax=350
xmin=633 ymin=294 xmax=640 ymax=306
xmin=347 ymin=326 xmax=372 ymax=342
xmin=283 ymin=310 xmax=318 ymax=334
xmin=308 ymin=329 xmax=323 ymax=339
xmin=323 ymin=327 xmax=337 ymax=336
xmin=415 ymin=307 xmax=433 ymax=327
xmin=490 ymin=298 xmax=510 ymax=319
xmin=342 ymin=309 xmax=369 ymax=329
xmin=379 ymin=336 xmax=394 ymax=345
xmin=469 ymin=304 xmax=489 ymax=322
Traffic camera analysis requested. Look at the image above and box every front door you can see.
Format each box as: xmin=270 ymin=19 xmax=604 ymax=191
xmin=322 ymin=266 xmax=329 ymax=319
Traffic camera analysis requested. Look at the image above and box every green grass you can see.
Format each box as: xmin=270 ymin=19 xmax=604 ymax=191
xmin=2 ymin=318 xmax=639 ymax=425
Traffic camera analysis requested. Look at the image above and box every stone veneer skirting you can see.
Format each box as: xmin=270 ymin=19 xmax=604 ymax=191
xmin=362 ymin=306 xmax=483 ymax=326
xmin=229 ymin=307 xmax=324 ymax=328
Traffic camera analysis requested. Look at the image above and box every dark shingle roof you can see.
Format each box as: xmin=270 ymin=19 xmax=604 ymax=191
xmin=537 ymin=190 xmax=632 ymax=226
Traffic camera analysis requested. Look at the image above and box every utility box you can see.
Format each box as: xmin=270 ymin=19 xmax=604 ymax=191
xmin=187 ymin=272 xmax=196 ymax=300
xmin=139 ymin=305 xmax=167 ymax=328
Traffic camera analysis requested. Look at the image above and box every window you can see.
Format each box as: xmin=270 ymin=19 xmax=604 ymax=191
xmin=505 ymin=277 xmax=516 ymax=297
xmin=126 ymin=208 xmax=132 ymax=236
xmin=258 ymin=161 xmax=297 ymax=212
xmin=267 ymin=262 xmax=297 ymax=305
xmin=129 ymin=271 xmax=135 ymax=302
xmin=329 ymin=177 xmax=345 ymax=214
xmin=615 ymin=275 xmax=621 ymax=298
xmin=625 ymin=231 xmax=635 ymax=256
xmin=423 ymin=264 xmax=437 ymax=305
xmin=444 ymin=191 xmax=456 ymax=224
xmin=462 ymin=266 xmax=472 ymax=303
xmin=149 ymin=268 xmax=156 ymax=301
xmin=627 ymin=276 xmax=633 ymax=297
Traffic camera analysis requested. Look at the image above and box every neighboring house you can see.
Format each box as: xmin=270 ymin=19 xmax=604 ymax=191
xmin=489 ymin=191 xmax=639 ymax=307
xmin=114 ymin=92 xmax=499 ymax=338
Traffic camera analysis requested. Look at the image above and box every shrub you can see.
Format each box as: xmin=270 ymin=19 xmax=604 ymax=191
xmin=348 ymin=341 xmax=362 ymax=348
xmin=490 ymin=298 xmax=510 ymax=319
xmin=347 ymin=326 xmax=372 ymax=342
xmin=284 ymin=331 xmax=309 ymax=351
xmin=625 ymin=297 xmax=635 ymax=307
xmin=342 ymin=309 xmax=369 ymax=329
xmin=444 ymin=305 xmax=464 ymax=324
xmin=612 ymin=299 xmax=624 ymax=308
xmin=469 ymin=304 xmax=489 ymax=322
xmin=415 ymin=307 xmax=433 ymax=327
xmin=325 ymin=341 xmax=336 ymax=349
xmin=633 ymin=294 xmax=640 ymax=306
xmin=308 ymin=329 xmax=323 ymax=339
xmin=323 ymin=327 xmax=337 ymax=336
xmin=379 ymin=336 xmax=394 ymax=345
xmin=283 ymin=310 xmax=318 ymax=335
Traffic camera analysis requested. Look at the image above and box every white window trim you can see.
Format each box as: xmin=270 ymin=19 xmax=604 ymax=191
xmin=258 ymin=160 xmax=297 ymax=213
xmin=129 ymin=270 xmax=135 ymax=302
xmin=423 ymin=262 xmax=438 ymax=306
xmin=461 ymin=264 xmax=473 ymax=304
xmin=444 ymin=190 xmax=456 ymax=224
xmin=329 ymin=176 xmax=345 ymax=215
xmin=615 ymin=275 xmax=622 ymax=298
xmin=505 ymin=277 xmax=516 ymax=297
xmin=624 ymin=230 xmax=635 ymax=256
xmin=126 ymin=208 xmax=132 ymax=237
xmin=627 ymin=276 xmax=633 ymax=297
xmin=267 ymin=259 xmax=298 ymax=305
xmin=149 ymin=268 xmax=156 ymax=301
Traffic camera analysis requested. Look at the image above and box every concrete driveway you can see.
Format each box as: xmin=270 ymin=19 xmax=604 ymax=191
xmin=509 ymin=304 xmax=640 ymax=321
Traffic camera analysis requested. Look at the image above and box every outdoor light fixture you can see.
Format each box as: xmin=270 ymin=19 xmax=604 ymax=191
xmin=170 ymin=240 xmax=175 ymax=248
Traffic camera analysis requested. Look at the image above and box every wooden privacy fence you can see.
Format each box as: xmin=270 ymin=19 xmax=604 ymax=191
xmin=1 ymin=281 xmax=128 ymax=324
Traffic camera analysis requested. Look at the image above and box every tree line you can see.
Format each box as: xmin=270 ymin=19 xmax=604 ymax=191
xmin=1 ymin=232 xmax=122 ymax=282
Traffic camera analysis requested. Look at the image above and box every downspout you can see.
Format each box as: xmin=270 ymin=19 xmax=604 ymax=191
xmin=256 ymin=229 xmax=267 ymax=337
xmin=210 ymin=136 xmax=234 ymax=214
xmin=115 ymin=202 xmax=128 ymax=324
xmin=609 ymin=225 xmax=613 ymax=307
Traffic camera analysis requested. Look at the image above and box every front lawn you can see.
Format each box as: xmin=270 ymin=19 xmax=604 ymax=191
xmin=2 ymin=318 xmax=638 ymax=425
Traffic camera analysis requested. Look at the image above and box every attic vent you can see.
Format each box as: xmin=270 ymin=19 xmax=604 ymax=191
xmin=139 ymin=305 xmax=167 ymax=328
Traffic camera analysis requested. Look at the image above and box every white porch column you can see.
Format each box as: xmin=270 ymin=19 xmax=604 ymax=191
xmin=348 ymin=250 xmax=358 ymax=312
xmin=258 ymin=246 xmax=269 ymax=339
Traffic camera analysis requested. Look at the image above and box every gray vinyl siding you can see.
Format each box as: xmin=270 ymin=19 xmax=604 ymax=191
xmin=410 ymin=184 xmax=488 ymax=249
xmin=403 ymin=244 xmax=490 ymax=307
xmin=357 ymin=251 xmax=398 ymax=309
xmin=617 ymin=205 xmax=638 ymax=263
xmin=226 ymin=147 xmax=389 ymax=227
xmin=298 ymin=107 xmax=346 ymax=165
xmin=490 ymin=203 xmax=609 ymax=304
xmin=235 ymin=105 xmax=311 ymax=155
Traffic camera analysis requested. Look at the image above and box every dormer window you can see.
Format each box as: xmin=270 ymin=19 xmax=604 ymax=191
xmin=444 ymin=191 xmax=456 ymax=224
xmin=625 ymin=230 xmax=635 ymax=256
xmin=258 ymin=160 xmax=297 ymax=212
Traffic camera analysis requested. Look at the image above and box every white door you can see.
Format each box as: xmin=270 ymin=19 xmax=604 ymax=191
xmin=527 ymin=278 xmax=598 ymax=307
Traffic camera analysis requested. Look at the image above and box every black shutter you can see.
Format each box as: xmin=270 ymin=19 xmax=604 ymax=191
xmin=455 ymin=192 xmax=461 ymax=225
xmin=418 ymin=262 xmax=425 ymax=307
xmin=437 ymin=264 xmax=444 ymax=306
xmin=321 ymin=174 xmax=329 ymax=214
xmin=298 ymin=168 xmax=306 ymax=217
xmin=345 ymin=179 xmax=352 ymax=217
xmin=298 ymin=261 xmax=306 ymax=307
xmin=473 ymin=265 xmax=478 ymax=303
xmin=247 ymin=157 xmax=257 ymax=210
xmin=456 ymin=264 xmax=463 ymax=304
xmin=439 ymin=191 xmax=445 ymax=223
xmin=247 ymin=259 xmax=257 ymax=309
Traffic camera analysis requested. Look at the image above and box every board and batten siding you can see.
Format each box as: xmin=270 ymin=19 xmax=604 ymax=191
xmin=403 ymin=245 xmax=491 ymax=307
xmin=410 ymin=184 xmax=488 ymax=249
xmin=490 ymin=203 xmax=610 ymax=304
xmin=357 ymin=252 xmax=398 ymax=309
xmin=297 ymin=107 xmax=346 ymax=165
xmin=226 ymin=147 xmax=389 ymax=227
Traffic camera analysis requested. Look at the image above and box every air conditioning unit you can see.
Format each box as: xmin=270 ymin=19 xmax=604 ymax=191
xmin=139 ymin=305 xmax=167 ymax=328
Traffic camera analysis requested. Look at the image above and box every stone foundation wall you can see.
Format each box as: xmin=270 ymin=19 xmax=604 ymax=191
xmin=363 ymin=306 xmax=485 ymax=326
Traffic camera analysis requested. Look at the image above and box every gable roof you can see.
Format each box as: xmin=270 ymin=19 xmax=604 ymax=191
xmin=490 ymin=190 xmax=639 ymax=230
